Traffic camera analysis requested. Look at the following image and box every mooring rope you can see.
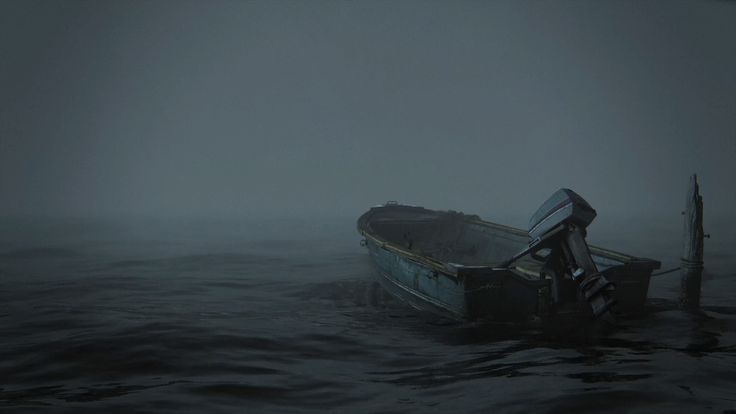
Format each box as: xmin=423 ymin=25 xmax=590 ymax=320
xmin=651 ymin=258 xmax=704 ymax=276
xmin=651 ymin=266 xmax=681 ymax=276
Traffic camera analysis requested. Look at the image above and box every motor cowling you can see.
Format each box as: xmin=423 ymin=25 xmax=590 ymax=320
xmin=528 ymin=188 xmax=597 ymax=239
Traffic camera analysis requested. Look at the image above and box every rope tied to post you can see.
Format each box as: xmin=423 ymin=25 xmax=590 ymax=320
xmin=680 ymin=257 xmax=704 ymax=270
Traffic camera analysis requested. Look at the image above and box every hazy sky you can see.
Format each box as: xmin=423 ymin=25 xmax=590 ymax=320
xmin=1 ymin=0 xmax=735 ymax=221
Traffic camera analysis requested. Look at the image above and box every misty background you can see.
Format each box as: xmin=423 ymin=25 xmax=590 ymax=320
xmin=1 ymin=0 xmax=735 ymax=231
xmin=4 ymin=4 xmax=736 ymax=412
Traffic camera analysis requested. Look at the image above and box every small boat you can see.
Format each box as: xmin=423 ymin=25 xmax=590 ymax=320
xmin=357 ymin=190 xmax=661 ymax=323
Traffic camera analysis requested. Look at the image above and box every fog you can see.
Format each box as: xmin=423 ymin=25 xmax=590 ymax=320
xmin=2 ymin=0 xmax=735 ymax=225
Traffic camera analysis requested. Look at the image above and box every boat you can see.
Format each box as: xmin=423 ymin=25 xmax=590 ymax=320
xmin=356 ymin=189 xmax=661 ymax=323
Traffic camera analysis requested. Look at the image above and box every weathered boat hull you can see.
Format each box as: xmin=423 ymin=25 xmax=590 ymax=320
xmin=358 ymin=204 xmax=660 ymax=322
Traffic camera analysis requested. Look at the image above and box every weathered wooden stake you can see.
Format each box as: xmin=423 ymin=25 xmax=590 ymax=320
xmin=679 ymin=174 xmax=705 ymax=308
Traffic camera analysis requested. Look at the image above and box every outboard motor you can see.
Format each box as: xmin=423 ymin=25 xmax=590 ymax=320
xmin=500 ymin=189 xmax=616 ymax=321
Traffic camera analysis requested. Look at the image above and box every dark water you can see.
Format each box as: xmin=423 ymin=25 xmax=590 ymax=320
xmin=1 ymin=216 xmax=735 ymax=413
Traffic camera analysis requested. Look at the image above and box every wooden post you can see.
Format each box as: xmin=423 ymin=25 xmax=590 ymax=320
xmin=679 ymin=174 xmax=704 ymax=308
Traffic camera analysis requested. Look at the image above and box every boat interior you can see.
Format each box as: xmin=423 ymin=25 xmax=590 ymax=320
xmin=368 ymin=212 xmax=531 ymax=265
xmin=364 ymin=208 xmax=627 ymax=274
